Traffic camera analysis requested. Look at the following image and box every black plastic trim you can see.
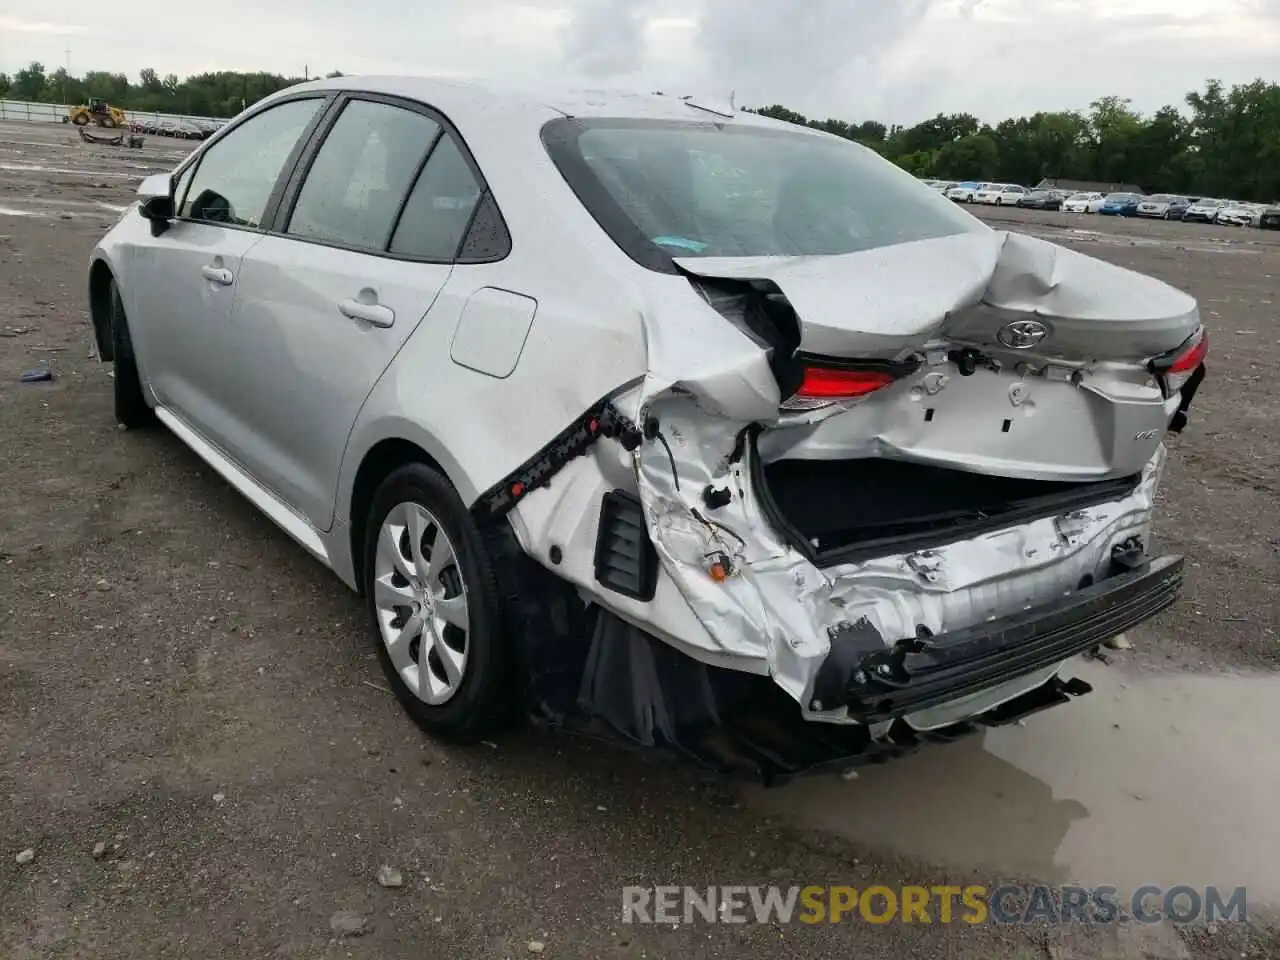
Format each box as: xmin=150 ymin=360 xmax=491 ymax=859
xmin=749 ymin=427 xmax=1143 ymax=568
xmin=1168 ymin=362 xmax=1206 ymax=433
xmin=593 ymin=490 xmax=659 ymax=601
xmin=840 ymin=554 xmax=1183 ymax=723
xmin=470 ymin=390 xmax=640 ymax=523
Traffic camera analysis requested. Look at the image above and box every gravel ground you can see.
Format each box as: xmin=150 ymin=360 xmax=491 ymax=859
xmin=1 ymin=121 xmax=1277 ymax=960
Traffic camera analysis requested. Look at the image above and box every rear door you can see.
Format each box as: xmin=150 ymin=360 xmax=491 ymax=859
xmin=223 ymin=94 xmax=493 ymax=529
xmin=126 ymin=95 xmax=328 ymax=445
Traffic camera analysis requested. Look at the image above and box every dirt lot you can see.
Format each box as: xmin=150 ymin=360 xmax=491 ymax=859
xmin=1 ymin=121 xmax=1278 ymax=960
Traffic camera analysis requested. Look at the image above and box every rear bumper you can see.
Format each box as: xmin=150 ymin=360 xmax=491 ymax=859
xmin=812 ymin=552 xmax=1183 ymax=724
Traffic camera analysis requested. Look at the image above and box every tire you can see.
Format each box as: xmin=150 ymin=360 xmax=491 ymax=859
xmin=108 ymin=279 xmax=157 ymax=429
xmin=71 ymin=112 xmax=89 ymax=126
xmin=363 ymin=463 xmax=514 ymax=741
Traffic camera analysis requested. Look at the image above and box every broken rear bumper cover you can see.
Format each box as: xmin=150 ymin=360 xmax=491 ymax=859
xmin=810 ymin=552 xmax=1184 ymax=724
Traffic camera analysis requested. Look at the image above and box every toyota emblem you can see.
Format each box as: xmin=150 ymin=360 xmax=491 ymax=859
xmin=997 ymin=319 xmax=1049 ymax=349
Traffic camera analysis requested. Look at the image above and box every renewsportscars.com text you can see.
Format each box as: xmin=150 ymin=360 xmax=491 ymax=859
xmin=622 ymin=884 xmax=1248 ymax=925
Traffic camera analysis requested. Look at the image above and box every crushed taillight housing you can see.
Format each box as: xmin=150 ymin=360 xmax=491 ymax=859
xmin=780 ymin=358 xmax=917 ymax=411
xmin=1150 ymin=328 xmax=1208 ymax=396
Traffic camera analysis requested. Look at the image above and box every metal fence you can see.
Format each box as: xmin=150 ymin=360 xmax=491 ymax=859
xmin=0 ymin=99 xmax=223 ymax=129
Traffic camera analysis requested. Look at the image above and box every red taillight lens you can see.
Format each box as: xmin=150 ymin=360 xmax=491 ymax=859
xmin=1168 ymin=331 xmax=1208 ymax=374
xmin=1156 ymin=330 xmax=1208 ymax=394
xmin=781 ymin=366 xmax=899 ymax=410
xmin=797 ymin=367 xmax=896 ymax=399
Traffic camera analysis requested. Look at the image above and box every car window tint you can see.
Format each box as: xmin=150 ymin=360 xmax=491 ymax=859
xmin=550 ymin=120 xmax=979 ymax=260
xmin=287 ymin=99 xmax=441 ymax=251
xmin=389 ymin=134 xmax=484 ymax=260
xmin=181 ymin=98 xmax=323 ymax=227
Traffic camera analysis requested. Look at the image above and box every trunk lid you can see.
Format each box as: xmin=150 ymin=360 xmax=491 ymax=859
xmin=674 ymin=230 xmax=1200 ymax=363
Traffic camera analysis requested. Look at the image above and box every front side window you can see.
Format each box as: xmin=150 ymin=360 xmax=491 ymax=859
xmin=172 ymin=161 xmax=196 ymax=212
xmin=543 ymin=118 xmax=982 ymax=267
xmin=287 ymin=99 xmax=442 ymax=251
xmin=181 ymin=97 xmax=323 ymax=227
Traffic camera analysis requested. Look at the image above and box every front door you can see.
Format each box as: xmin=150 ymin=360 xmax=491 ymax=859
xmin=223 ymin=97 xmax=488 ymax=529
xmin=126 ymin=95 xmax=328 ymax=449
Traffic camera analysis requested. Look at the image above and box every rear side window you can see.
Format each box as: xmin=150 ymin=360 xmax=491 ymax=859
xmin=542 ymin=118 xmax=982 ymax=270
xmin=181 ymin=97 xmax=323 ymax=227
xmin=286 ymin=99 xmax=441 ymax=251
xmin=389 ymin=134 xmax=485 ymax=260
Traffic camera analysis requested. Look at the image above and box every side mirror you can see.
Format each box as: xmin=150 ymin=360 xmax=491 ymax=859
xmin=137 ymin=173 xmax=175 ymax=235
xmin=139 ymin=195 xmax=175 ymax=220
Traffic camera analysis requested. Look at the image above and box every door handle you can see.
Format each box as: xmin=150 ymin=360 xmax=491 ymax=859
xmin=338 ymin=298 xmax=395 ymax=329
xmin=200 ymin=265 xmax=234 ymax=285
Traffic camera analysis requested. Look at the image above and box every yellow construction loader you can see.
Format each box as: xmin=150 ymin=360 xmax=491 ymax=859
xmin=67 ymin=98 xmax=128 ymax=129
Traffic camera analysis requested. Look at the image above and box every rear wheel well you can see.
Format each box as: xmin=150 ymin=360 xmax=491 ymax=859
xmin=348 ymin=439 xmax=450 ymax=593
xmin=88 ymin=261 xmax=115 ymax=361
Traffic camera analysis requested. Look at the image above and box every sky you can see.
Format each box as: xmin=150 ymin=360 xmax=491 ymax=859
xmin=1 ymin=0 xmax=1278 ymax=126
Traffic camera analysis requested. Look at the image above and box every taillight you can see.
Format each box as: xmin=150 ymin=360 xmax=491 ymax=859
xmin=1151 ymin=329 xmax=1208 ymax=395
xmin=780 ymin=362 xmax=910 ymax=411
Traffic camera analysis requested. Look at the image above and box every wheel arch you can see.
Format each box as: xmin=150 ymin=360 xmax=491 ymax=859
xmin=345 ymin=432 xmax=481 ymax=595
xmin=87 ymin=258 xmax=116 ymax=361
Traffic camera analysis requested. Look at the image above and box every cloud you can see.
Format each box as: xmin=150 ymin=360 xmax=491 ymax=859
xmin=562 ymin=0 xmax=652 ymax=77
xmin=0 ymin=16 xmax=87 ymax=34
xmin=1 ymin=0 xmax=1274 ymax=132
xmin=692 ymin=0 xmax=932 ymax=112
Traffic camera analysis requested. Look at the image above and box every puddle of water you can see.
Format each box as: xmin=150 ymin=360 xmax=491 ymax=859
xmin=744 ymin=661 xmax=1280 ymax=903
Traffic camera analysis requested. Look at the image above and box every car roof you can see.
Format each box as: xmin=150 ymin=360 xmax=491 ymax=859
xmin=272 ymin=74 xmax=793 ymax=130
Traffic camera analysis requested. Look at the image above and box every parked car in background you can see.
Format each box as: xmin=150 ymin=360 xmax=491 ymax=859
xmin=1181 ymin=199 xmax=1226 ymax=223
xmin=946 ymin=181 xmax=986 ymax=202
xmin=1061 ymin=192 xmax=1105 ymax=213
xmin=1018 ymin=189 xmax=1068 ymax=210
xmin=920 ymin=179 xmax=958 ymax=194
xmin=1259 ymin=205 xmax=1280 ymax=230
xmin=1135 ymin=195 xmax=1185 ymax=219
xmin=1164 ymin=197 xmax=1197 ymax=221
xmin=995 ymin=184 xmax=1029 ymax=205
xmin=1099 ymin=193 xmax=1144 ymax=217
xmin=83 ymin=76 xmax=1205 ymax=778
xmin=1217 ymin=202 xmax=1264 ymax=227
xmin=974 ymin=183 xmax=1028 ymax=205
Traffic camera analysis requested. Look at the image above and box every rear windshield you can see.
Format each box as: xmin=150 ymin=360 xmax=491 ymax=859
xmin=541 ymin=117 xmax=982 ymax=271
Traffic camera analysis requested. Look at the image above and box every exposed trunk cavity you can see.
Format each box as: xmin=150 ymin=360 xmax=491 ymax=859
xmin=756 ymin=455 xmax=1142 ymax=566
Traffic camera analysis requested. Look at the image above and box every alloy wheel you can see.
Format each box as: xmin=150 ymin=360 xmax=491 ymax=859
xmin=372 ymin=501 xmax=470 ymax=705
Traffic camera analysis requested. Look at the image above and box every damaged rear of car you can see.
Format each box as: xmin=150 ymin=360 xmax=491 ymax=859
xmin=529 ymin=116 xmax=1204 ymax=778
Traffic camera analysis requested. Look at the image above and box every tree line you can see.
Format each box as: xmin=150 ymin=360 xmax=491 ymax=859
xmin=0 ymin=62 xmax=341 ymax=121
xmin=1 ymin=62 xmax=1276 ymax=201
xmin=757 ymin=78 xmax=1280 ymax=203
